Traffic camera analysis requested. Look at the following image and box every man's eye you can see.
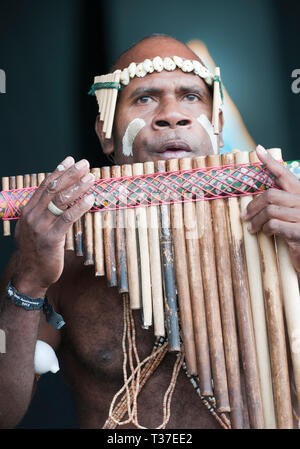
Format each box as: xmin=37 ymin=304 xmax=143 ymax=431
xmin=136 ymin=96 xmax=152 ymax=104
xmin=184 ymin=94 xmax=200 ymax=102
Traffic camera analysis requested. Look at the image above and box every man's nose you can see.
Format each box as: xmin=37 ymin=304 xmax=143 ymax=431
xmin=152 ymin=99 xmax=192 ymax=130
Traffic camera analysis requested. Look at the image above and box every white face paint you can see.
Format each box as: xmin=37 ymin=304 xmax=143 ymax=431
xmin=122 ymin=118 xmax=146 ymax=157
xmin=197 ymin=114 xmax=218 ymax=154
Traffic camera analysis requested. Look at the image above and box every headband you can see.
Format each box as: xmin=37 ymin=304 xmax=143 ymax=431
xmin=89 ymin=56 xmax=223 ymax=140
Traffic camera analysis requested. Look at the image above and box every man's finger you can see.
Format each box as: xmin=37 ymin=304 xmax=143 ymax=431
xmin=242 ymin=189 xmax=300 ymax=221
xmin=256 ymin=145 xmax=300 ymax=194
xmin=52 ymin=194 xmax=95 ymax=237
xmin=247 ymin=204 xmax=300 ymax=234
xmin=24 ymin=156 xmax=75 ymax=212
xmin=37 ymin=159 xmax=90 ymax=212
xmin=261 ymin=219 xmax=300 ymax=243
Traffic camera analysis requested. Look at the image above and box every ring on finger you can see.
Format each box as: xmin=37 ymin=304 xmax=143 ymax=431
xmin=47 ymin=200 xmax=64 ymax=216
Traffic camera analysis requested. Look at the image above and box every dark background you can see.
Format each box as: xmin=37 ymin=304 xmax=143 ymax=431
xmin=0 ymin=0 xmax=299 ymax=428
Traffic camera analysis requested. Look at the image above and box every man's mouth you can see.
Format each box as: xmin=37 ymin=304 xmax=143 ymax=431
xmin=155 ymin=141 xmax=192 ymax=160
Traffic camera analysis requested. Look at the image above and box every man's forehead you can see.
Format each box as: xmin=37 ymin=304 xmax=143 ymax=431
xmin=114 ymin=37 xmax=203 ymax=71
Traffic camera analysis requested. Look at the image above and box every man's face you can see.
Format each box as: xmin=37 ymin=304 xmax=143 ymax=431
xmin=111 ymin=68 xmax=216 ymax=164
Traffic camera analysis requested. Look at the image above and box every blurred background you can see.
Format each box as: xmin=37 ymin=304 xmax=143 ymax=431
xmin=0 ymin=0 xmax=299 ymax=428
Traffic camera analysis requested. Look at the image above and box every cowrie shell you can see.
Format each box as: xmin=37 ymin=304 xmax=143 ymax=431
xmin=173 ymin=55 xmax=183 ymax=68
xmin=181 ymin=59 xmax=194 ymax=72
xmin=136 ymin=62 xmax=147 ymax=77
xmin=163 ymin=57 xmax=176 ymax=71
xmin=143 ymin=58 xmax=154 ymax=73
xmin=128 ymin=62 xmax=137 ymax=78
xmin=153 ymin=56 xmax=164 ymax=72
xmin=120 ymin=68 xmax=130 ymax=85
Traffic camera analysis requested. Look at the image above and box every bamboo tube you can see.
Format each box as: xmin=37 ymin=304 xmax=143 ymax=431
xmin=207 ymin=153 xmax=244 ymax=428
xmin=156 ymin=160 xmax=180 ymax=352
xmin=143 ymin=161 xmax=165 ymax=337
xmin=105 ymin=70 xmax=121 ymax=140
xmin=121 ymin=164 xmax=140 ymax=309
xmin=9 ymin=176 xmax=16 ymax=191
xmin=94 ymin=75 xmax=105 ymax=117
xmin=179 ymin=157 xmax=212 ymax=395
xmin=2 ymin=177 xmax=10 ymax=236
xmin=23 ymin=174 xmax=30 ymax=188
xmin=132 ymin=163 xmax=153 ymax=328
xmin=101 ymin=166 xmax=117 ymax=287
xmin=235 ymin=150 xmax=276 ymax=428
xmin=65 ymin=224 xmax=74 ymax=250
xmin=111 ymin=165 xmax=128 ymax=293
xmin=83 ymin=212 xmax=94 ymax=265
xmin=16 ymin=175 xmax=23 ymax=190
xmin=91 ymin=167 xmax=105 ymax=276
xmin=268 ymin=147 xmax=300 ymax=416
xmin=103 ymin=73 xmax=114 ymax=134
xmin=193 ymin=156 xmax=230 ymax=412
xmin=37 ymin=173 xmax=45 ymax=186
xmin=74 ymin=218 xmax=84 ymax=257
xmin=30 ymin=174 xmax=37 ymax=187
xmin=249 ymin=150 xmax=293 ymax=428
xmin=212 ymin=67 xmax=221 ymax=135
xmin=166 ymin=158 xmax=197 ymax=373
xmin=100 ymin=74 xmax=109 ymax=122
xmin=222 ymin=152 xmax=264 ymax=428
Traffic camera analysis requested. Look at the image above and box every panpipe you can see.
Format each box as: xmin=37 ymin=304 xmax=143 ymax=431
xmin=2 ymin=149 xmax=300 ymax=429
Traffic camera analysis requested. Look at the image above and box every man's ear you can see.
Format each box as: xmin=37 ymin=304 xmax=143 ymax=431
xmin=95 ymin=115 xmax=115 ymax=157
xmin=218 ymin=109 xmax=225 ymax=149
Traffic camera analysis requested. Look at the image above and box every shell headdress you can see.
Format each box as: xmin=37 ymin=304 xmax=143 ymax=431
xmin=88 ymin=56 xmax=223 ymax=140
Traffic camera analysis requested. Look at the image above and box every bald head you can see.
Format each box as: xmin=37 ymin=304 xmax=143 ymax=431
xmin=112 ymin=35 xmax=205 ymax=71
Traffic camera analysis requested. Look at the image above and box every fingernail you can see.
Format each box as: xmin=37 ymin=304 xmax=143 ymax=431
xmin=75 ymin=159 xmax=89 ymax=170
xmin=247 ymin=223 xmax=252 ymax=233
xmin=81 ymin=173 xmax=95 ymax=183
xmin=256 ymin=145 xmax=267 ymax=154
xmin=57 ymin=156 xmax=74 ymax=171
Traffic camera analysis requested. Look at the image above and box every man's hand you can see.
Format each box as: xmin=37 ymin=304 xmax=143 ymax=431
xmin=242 ymin=145 xmax=300 ymax=274
xmin=12 ymin=156 xmax=95 ymax=297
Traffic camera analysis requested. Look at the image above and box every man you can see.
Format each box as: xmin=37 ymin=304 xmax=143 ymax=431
xmin=1 ymin=35 xmax=300 ymax=429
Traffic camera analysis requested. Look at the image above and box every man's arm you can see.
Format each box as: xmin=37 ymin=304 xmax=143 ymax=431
xmin=0 ymin=155 xmax=94 ymax=428
xmin=0 ymin=254 xmax=60 ymax=428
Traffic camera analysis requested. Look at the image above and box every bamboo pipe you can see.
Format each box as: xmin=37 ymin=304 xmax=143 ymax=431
xmin=222 ymin=152 xmax=264 ymax=429
xmin=156 ymin=159 xmax=180 ymax=352
xmin=193 ymin=155 xmax=230 ymax=413
xmin=91 ymin=167 xmax=105 ymax=276
xmin=235 ymin=150 xmax=276 ymax=428
xmin=101 ymin=166 xmax=117 ymax=287
xmin=111 ymin=165 xmax=128 ymax=293
xmin=207 ymin=153 xmax=244 ymax=428
xmin=166 ymin=158 xmax=197 ymax=373
xmin=179 ymin=157 xmax=212 ymax=395
xmin=144 ymin=161 xmax=165 ymax=337
xmin=121 ymin=164 xmax=140 ymax=309
xmin=249 ymin=149 xmax=293 ymax=428
xmin=132 ymin=162 xmax=153 ymax=328
xmin=268 ymin=147 xmax=300 ymax=416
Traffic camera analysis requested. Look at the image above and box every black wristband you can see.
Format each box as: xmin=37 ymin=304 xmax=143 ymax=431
xmin=6 ymin=281 xmax=65 ymax=329
xmin=6 ymin=281 xmax=44 ymax=310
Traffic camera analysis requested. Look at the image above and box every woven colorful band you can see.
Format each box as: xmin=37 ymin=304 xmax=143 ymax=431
xmin=2 ymin=161 xmax=292 ymax=220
